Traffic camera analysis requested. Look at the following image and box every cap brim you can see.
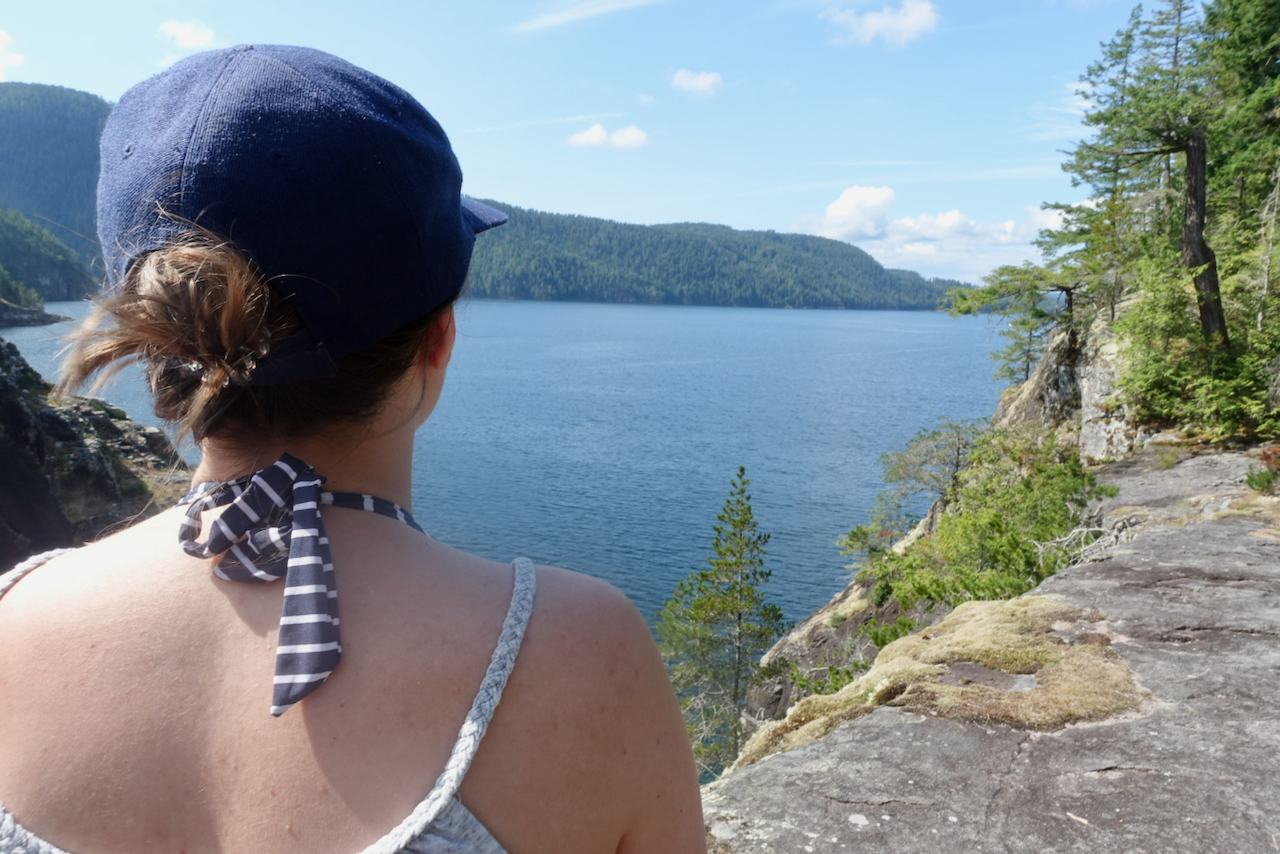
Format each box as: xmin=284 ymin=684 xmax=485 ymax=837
xmin=461 ymin=197 xmax=509 ymax=233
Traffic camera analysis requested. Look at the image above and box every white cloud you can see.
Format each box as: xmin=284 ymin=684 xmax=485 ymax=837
xmin=0 ymin=29 xmax=25 ymax=82
xmin=672 ymin=69 xmax=724 ymax=97
xmin=158 ymin=19 xmax=215 ymax=49
xmin=793 ymin=187 xmax=1062 ymax=282
xmin=824 ymin=0 xmax=939 ymax=47
xmin=515 ymin=0 xmax=665 ymax=32
xmin=638 ymin=93 xmax=656 ymax=104
xmin=157 ymin=19 xmax=215 ymax=67
xmin=567 ymin=123 xmax=649 ymax=149
xmin=793 ymin=185 xmax=896 ymax=240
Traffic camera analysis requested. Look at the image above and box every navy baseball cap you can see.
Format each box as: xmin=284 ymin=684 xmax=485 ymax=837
xmin=97 ymin=45 xmax=506 ymax=385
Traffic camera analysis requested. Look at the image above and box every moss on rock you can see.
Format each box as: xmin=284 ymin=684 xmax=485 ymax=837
xmin=730 ymin=595 xmax=1144 ymax=772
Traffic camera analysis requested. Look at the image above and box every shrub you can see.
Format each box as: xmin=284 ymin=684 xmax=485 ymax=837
xmin=855 ymin=426 xmax=1117 ymax=612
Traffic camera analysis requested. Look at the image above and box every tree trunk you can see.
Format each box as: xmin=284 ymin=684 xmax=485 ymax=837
xmin=1181 ymin=129 xmax=1230 ymax=352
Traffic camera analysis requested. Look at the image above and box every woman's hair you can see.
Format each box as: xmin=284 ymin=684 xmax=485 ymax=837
xmin=59 ymin=231 xmax=454 ymax=445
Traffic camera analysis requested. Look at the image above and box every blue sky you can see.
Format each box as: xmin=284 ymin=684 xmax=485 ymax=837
xmin=0 ymin=0 xmax=1136 ymax=283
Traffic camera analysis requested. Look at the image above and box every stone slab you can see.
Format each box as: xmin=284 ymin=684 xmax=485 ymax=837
xmin=704 ymin=451 xmax=1280 ymax=853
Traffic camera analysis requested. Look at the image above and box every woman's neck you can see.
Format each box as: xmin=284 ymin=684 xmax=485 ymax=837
xmin=191 ymin=424 xmax=418 ymax=509
xmin=190 ymin=316 xmax=450 ymax=510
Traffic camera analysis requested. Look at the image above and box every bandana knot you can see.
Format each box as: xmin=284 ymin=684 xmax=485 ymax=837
xmin=178 ymin=453 xmax=423 ymax=716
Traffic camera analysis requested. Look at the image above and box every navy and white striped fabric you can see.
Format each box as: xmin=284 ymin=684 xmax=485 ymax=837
xmin=177 ymin=454 xmax=425 ymax=716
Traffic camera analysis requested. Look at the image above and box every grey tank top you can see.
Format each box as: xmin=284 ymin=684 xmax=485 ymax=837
xmin=0 ymin=549 xmax=538 ymax=854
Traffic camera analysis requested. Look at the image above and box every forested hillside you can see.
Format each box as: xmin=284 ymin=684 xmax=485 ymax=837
xmin=0 ymin=82 xmax=110 ymax=266
xmin=0 ymin=82 xmax=963 ymax=310
xmin=0 ymin=205 xmax=94 ymax=304
xmin=468 ymin=202 xmax=963 ymax=310
xmin=952 ymin=0 xmax=1280 ymax=435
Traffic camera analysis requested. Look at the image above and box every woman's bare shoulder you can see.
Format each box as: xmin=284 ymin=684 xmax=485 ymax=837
xmin=462 ymin=562 xmax=706 ymax=853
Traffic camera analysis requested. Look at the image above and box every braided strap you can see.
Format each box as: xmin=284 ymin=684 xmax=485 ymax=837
xmin=362 ymin=557 xmax=537 ymax=854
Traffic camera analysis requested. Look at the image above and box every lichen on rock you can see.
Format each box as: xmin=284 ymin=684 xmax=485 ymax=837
xmin=731 ymin=595 xmax=1144 ymax=772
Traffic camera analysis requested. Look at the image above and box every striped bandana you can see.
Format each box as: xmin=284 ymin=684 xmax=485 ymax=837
xmin=177 ymin=454 xmax=424 ymax=716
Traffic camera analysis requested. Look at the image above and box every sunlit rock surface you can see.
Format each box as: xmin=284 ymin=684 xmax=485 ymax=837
xmin=704 ymin=446 xmax=1280 ymax=852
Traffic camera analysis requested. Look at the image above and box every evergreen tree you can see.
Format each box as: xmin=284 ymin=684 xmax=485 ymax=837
xmin=947 ymin=262 xmax=1077 ymax=385
xmin=950 ymin=0 xmax=1280 ymax=435
xmin=1072 ymin=0 xmax=1230 ymax=351
xmin=656 ymin=466 xmax=787 ymax=778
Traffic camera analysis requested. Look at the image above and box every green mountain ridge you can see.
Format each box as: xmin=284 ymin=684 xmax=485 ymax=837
xmin=468 ymin=202 xmax=964 ymax=310
xmin=0 ymin=82 xmax=964 ymax=311
xmin=0 ymin=82 xmax=111 ymax=267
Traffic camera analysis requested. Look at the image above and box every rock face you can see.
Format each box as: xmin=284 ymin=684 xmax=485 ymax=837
xmin=703 ymin=445 xmax=1280 ymax=852
xmin=994 ymin=327 xmax=1081 ymax=428
xmin=1075 ymin=313 xmax=1159 ymax=463
xmin=0 ymin=336 xmax=188 ymax=570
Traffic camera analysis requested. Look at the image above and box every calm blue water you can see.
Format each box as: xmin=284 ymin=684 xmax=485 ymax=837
xmin=3 ymin=299 xmax=1003 ymax=624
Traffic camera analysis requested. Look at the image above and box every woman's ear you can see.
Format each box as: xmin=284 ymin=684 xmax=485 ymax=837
xmin=425 ymin=305 xmax=456 ymax=371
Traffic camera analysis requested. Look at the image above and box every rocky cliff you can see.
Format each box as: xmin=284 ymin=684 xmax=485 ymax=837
xmin=703 ymin=442 xmax=1280 ymax=852
xmin=0 ymin=336 xmax=188 ymax=570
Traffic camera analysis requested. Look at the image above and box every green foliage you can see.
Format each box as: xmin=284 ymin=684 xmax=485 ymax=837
xmin=854 ymin=426 xmax=1117 ymax=613
xmin=0 ymin=204 xmax=92 ymax=303
xmin=657 ymin=466 xmax=788 ymax=779
xmin=0 ymin=82 xmax=111 ymax=265
xmin=870 ymin=579 xmax=894 ymax=608
xmin=837 ymin=417 xmax=988 ymax=570
xmin=860 ymin=616 xmax=917 ymax=650
xmin=837 ymin=493 xmax=918 ymax=572
xmin=787 ymin=654 xmax=868 ymax=700
xmin=1117 ymin=252 xmax=1280 ymax=434
xmin=468 ymin=202 xmax=965 ymax=310
xmin=963 ymin=0 xmax=1280 ymax=438
xmin=948 ymin=263 xmax=1075 ymax=385
xmin=879 ymin=417 xmax=990 ymax=504
xmin=1246 ymin=465 xmax=1279 ymax=493
xmin=0 ymin=262 xmax=40 ymax=309
xmin=1246 ymin=446 xmax=1280 ymax=492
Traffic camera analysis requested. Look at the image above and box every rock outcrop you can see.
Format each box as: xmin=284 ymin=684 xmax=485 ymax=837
xmin=704 ymin=444 xmax=1280 ymax=852
xmin=0 ymin=298 xmax=71 ymax=328
xmin=0 ymin=336 xmax=188 ymax=570
xmin=994 ymin=326 xmax=1081 ymax=428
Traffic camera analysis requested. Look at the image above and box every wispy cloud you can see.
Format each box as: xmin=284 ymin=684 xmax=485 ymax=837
xmin=515 ymin=0 xmax=665 ymax=32
xmin=672 ymin=69 xmax=724 ymax=96
xmin=0 ymin=29 xmax=24 ymax=82
xmin=792 ymin=185 xmax=1059 ymax=282
xmin=464 ymin=112 xmax=626 ymax=133
xmin=157 ymin=19 xmax=216 ymax=67
xmin=813 ymin=160 xmax=934 ymax=166
xmin=1023 ymin=82 xmax=1093 ymax=142
xmin=638 ymin=93 xmax=656 ymax=104
xmin=824 ymin=0 xmax=939 ymax=47
xmin=567 ymin=123 xmax=649 ymax=149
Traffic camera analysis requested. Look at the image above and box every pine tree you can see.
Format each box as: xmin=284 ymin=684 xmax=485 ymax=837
xmin=656 ymin=466 xmax=787 ymax=778
xmin=1071 ymin=0 xmax=1230 ymax=351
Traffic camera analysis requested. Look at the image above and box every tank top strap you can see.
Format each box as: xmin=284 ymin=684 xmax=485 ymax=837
xmin=0 ymin=549 xmax=79 ymax=600
xmin=360 ymin=557 xmax=537 ymax=854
